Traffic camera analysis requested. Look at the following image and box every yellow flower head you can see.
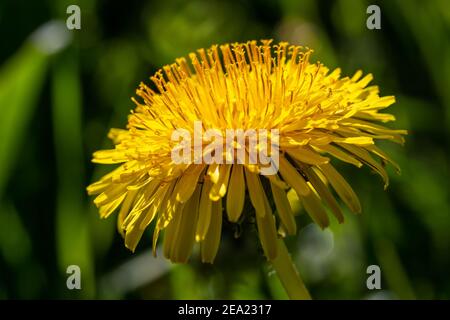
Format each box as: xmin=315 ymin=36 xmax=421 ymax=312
xmin=87 ymin=40 xmax=406 ymax=265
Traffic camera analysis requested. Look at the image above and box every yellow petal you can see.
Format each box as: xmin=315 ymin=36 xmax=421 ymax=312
xmin=207 ymin=164 xmax=220 ymax=183
xmin=340 ymin=118 xmax=406 ymax=144
xmin=86 ymin=179 xmax=110 ymax=195
xmin=354 ymin=111 xmax=396 ymax=123
xmin=140 ymin=182 xmax=175 ymax=229
xmin=196 ymin=179 xmax=213 ymax=241
xmin=334 ymin=136 xmax=374 ymax=145
xmin=303 ymin=166 xmax=344 ymax=223
xmin=124 ymin=210 xmax=146 ymax=252
xmin=287 ymin=147 xmax=329 ymax=165
xmin=163 ymin=202 xmax=184 ymax=260
xmin=365 ymin=144 xmax=401 ymax=174
xmin=372 ymin=95 xmax=396 ymax=109
xmin=244 ymin=168 xmax=266 ymax=217
xmin=279 ymin=156 xmax=310 ymax=196
xmin=117 ymin=189 xmax=138 ymax=236
xmin=107 ymin=128 xmax=129 ymax=144
xmin=270 ymin=181 xmax=297 ymax=235
xmin=226 ymin=165 xmax=245 ymax=222
xmin=201 ymin=199 xmax=223 ymax=263
xmin=317 ymin=163 xmax=361 ymax=213
xmin=351 ymin=70 xmax=363 ymax=81
xmin=356 ymin=73 xmax=373 ymax=87
xmin=341 ymin=118 xmax=407 ymax=135
xmin=209 ymin=164 xmax=232 ymax=201
xmin=171 ymin=185 xmax=201 ymax=263
xmin=123 ymin=182 xmax=174 ymax=252
xmin=126 ymin=176 xmax=152 ymax=191
xmin=312 ymin=144 xmax=363 ymax=168
xmin=287 ymin=188 xmax=302 ymax=215
xmin=92 ymin=149 xmax=128 ymax=164
xmin=266 ymin=173 xmax=289 ymax=190
xmin=151 ymin=183 xmax=179 ymax=255
xmin=126 ymin=180 xmax=163 ymax=222
xmin=256 ymin=196 xmax=278 ymax=260
xmin=99 ymin=193 xmax=127 ymax=219
xmin=300 ymin=187 xmax=330 ymax=229
xmin=338 ymin=143 xmax=389 ymax=189
xmin=173 ymin=164 xmax=205 ymax=202
xmin=94 ymin=183 xmax=128 ymax=207
xmin=152 ymin=227 xmax=161 ymax=257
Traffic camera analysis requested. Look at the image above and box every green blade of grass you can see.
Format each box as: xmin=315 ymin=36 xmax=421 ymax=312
xmin=0 ymin=44 xmax=47 ymax=198
xmin=52 ymin=48 xmax=94 ymax=298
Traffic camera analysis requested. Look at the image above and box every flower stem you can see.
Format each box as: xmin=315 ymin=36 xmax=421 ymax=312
xmin=270 ymin=239 xmax=312 ymax=300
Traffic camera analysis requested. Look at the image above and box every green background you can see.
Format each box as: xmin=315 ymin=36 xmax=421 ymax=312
xmin=0 ymin=0 xmax=448 ymax=299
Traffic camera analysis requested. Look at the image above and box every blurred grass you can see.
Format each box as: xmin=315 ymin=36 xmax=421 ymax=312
xmin=0 ymin=44 xmax=47 ymax=199
xmin=375 ymin=239 xmax=416 ymax=299
xmin=51 ymin=48 xmax=94 ymax=297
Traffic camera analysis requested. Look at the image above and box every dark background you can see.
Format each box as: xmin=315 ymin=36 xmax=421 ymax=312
xmin=0 ymin=0 xmax=448 ymax=299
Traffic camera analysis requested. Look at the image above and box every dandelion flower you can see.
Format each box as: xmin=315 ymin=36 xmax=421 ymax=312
xmin=87 ymin=40 xmax=406 ymax=299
